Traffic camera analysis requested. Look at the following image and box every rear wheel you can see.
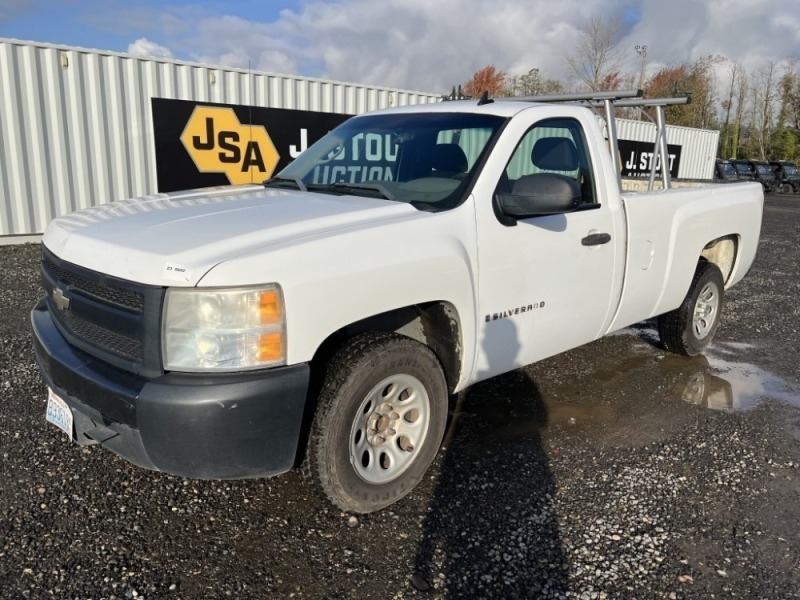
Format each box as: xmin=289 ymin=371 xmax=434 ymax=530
xmin=304 ymin=332 xmax=448 ymax=513
xmin=658 ymin=261 xmax=724 ymax=356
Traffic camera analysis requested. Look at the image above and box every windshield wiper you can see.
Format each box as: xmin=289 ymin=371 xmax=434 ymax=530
xmin=263 ymin=176 xmax=307 ymax=191
xmin=327 ymin=182 xmax=397 ymax=201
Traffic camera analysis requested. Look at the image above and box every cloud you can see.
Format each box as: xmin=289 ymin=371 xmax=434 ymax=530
xmin=167 ymin=0 xmax=615 ymax=92
xmin=0 ymin=0 xmax=39 ymax=21
xmin=127 ymin=37 xmax=174 ymax=59
xmin=102 ymin=0 xmax=800 ymax=94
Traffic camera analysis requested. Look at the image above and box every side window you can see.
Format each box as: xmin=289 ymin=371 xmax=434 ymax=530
xmin=498 ymin=118 xmax=596 ymax=206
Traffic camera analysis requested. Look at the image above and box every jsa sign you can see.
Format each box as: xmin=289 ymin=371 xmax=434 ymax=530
xmin=618 ymin=139 xmax=682 ymax=178
xmin=152 ymin=99 xmax=351 ymax=192
xmin=181 ymin=106 xmax=279 ymax=185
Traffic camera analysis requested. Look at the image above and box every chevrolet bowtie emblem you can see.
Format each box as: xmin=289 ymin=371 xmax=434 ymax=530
xmin=52 ymin=287 xmax=71 ymax=312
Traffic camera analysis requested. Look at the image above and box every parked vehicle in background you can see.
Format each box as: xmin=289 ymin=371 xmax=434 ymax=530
xmin=769 ymin=160 xmax=800 ymax=194
xmin=714 ymin=159 xmax=739 ymax=182
xmin=746 ymin=160 xmax=778 ymax=193
xmin=731 ymin=159 xmax=756 ymax=182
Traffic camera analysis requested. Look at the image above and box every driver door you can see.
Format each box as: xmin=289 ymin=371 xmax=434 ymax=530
xmin=471 ymin=112 xmax=625 ymax=381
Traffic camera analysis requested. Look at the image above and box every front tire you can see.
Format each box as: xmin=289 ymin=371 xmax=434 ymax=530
xmin=305 ymin=332 xmax=448 ymax=513
xmin=658 ymin=261 xmax=724 ymax=356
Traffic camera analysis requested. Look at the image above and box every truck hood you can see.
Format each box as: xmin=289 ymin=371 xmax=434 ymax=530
xmin=43 ymin=185 xmax=417 ymax=286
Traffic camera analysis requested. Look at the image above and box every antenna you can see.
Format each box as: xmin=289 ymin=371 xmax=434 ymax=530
xmin=477 ymin=90 xmax=494 ymax=106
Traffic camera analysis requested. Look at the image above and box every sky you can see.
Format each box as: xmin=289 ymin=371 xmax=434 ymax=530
xmin=1 ymin=0 xmax=799 ymax=94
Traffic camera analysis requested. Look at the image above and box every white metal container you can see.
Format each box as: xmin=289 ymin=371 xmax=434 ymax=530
xmin=615 ymin=118 xmax=720 ymax=180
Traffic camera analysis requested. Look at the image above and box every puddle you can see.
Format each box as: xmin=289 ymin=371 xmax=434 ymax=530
xmin=448 ymin=332 xmax=800 ymax=450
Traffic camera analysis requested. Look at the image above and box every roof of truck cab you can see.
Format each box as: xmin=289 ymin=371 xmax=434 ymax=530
xmin=361 ymin=99 xmax=582 ymax=118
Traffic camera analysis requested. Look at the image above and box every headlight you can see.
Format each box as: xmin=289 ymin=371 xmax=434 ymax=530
xmin=163 ymin=285 xmax=286 ymax=372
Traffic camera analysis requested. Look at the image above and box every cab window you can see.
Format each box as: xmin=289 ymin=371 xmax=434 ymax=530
xmin=497 ymin=118 xmax=597 ymax=208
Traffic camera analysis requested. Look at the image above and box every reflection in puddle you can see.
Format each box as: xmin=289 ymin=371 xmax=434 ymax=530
xmin=618 ymin=333 xmax=800 ymax=412
xmin=678 ymin=369 xmax=734 ymax=411
xmin=703 ymin=353 xmax=800 ymax=411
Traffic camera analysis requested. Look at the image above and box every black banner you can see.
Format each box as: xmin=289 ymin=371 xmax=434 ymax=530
xmin=151 ymin=98 xmax=352 ymax=192
xmin=618 ymin=139 xmax=682 ymax=178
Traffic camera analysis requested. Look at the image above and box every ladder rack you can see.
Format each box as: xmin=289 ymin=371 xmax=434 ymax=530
xmin=496 ymin=89 xmax=692 ymax=191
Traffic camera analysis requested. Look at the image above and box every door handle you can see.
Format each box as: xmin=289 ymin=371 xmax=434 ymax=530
xmin=582 ymin=232 xmax=611 ymax=246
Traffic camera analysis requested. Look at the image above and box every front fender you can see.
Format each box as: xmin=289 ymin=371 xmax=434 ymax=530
xmin=198 ymin=202 xmax=480 ymax=389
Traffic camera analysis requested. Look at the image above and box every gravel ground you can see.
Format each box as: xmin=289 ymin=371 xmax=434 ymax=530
xmin=1 ymin=196 xmax=799 ymax=599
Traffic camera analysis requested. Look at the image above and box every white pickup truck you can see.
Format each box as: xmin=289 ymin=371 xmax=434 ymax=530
xmin=32 ymin=91 xmax=763 ymax=513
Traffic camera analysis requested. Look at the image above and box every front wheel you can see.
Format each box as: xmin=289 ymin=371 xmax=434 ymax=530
xmin=304 ymin=332 xmax=448 ymax=513
xmin=658 ymin=261 xmax=724 ymax=356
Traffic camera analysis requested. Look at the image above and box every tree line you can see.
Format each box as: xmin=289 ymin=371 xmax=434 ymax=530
xmin=461 ymin=16 xmax=800 ymax=162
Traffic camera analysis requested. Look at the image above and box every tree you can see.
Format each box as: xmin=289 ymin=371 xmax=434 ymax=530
xmin=731 ymin=68 xmax=749 ymax=158
xmin=462 ymin=65 xmax=507 ymax=98
xmin=644 ymin=56 xmax=721 ymax=128
xmin=719 ymin=62 xmax=744 ymax=158
xmin=563 ymin=15 xmax=628 ymax=92
xmin=598 ymin=71 xmax=622 ymax=91
xmin=748 ymin=62 xmax=779 ymax=159
xmin=505 ymin=68 xmax=564 ymax=97
xmin=783 ymin=59 xmax=800 ymax=130
xmin=770 ymin=59 xmax=800 ymax=160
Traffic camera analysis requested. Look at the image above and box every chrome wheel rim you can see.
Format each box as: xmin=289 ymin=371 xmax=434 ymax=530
xmin=349 ymin=374 xmax=430 ymax=485
xmin=693 ymin=281 xmax=720 ymax=339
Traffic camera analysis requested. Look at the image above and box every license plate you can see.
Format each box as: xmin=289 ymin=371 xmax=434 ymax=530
xmin=45 ymin=388 xmax=74 ymax=439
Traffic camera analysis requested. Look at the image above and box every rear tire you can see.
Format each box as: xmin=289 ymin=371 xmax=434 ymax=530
xmin=658 ymin=261 xmax=724 ymax=356
xmin=304 ymin=332 xmax=448 ymax=513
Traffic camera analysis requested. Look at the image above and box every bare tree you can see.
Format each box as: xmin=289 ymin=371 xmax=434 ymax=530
xmin=506 ymin=68 xmax=564 ymax=96
xmin=731 ymin=68 xmax=749 ymax=158
xmin=749 ymin=62 xmax=779 ymax=159
xmin=719 ymin=62 xmax=743 ymax=157
xmin=563 ymin=15 xmax=628 ymax=92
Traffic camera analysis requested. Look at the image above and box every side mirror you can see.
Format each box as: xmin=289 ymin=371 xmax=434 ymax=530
xmin=497 ymin=173 xmax=582 ymax=218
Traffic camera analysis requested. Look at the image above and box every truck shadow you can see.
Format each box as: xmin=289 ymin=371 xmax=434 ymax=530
xmin=412 ymin=320 xmax=568 ymax=597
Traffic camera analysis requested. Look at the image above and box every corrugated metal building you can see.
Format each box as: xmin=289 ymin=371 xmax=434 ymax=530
xmin=0 ymin=38 xmax=440 ymax=237
xmin=615 ymin=118 xmax=720 ymax=180
xmin=1 ymin=38 xmax=720 ymax=238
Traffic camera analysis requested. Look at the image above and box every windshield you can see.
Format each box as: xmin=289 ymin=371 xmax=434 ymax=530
xmin=275 ymin=112 xmax=507 ymax=210
xmin=734 ymin=163 xmax=751 ymax=174
xmin=755 ymin=164 xmax=773 ymax=176
xmin=718 ymin=163 xmax=737 ymax=178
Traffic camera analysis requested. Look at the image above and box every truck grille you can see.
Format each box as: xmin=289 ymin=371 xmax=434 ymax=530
xmin=41 ymin=248 xmax=164 ymax=377
xmin=59 ymin=311 xmax=143 ymax=361
xmin=44 ymin=257 xmax=144 ymax=312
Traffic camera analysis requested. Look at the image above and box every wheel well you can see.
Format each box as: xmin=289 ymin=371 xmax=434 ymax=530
xmin=309 ymin=302 xmax=462 ymax=394
xmin=701 ymin=235 xmax=738 ymax=284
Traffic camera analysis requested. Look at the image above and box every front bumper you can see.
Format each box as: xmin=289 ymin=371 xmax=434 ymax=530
xmin=31 ymin=299 xmax=310 ymax=479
